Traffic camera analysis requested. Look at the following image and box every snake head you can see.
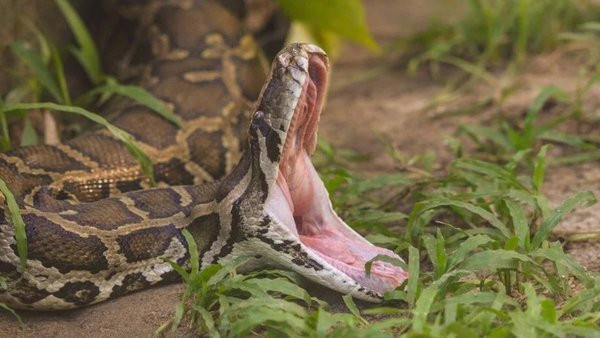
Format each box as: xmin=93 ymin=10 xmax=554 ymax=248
xmin=237 ymin=43 xmax=408 ymax=302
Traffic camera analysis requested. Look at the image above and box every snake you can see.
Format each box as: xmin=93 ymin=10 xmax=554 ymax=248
xmin=0 ymin=0 xmax=407 ymax=310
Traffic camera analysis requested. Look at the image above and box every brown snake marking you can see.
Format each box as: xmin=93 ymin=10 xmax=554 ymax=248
xmin=0 ymin=0 xmax=408 ymax=310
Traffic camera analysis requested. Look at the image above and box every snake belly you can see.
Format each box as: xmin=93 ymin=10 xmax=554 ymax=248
xmin=0 ymin=0 xmax=267 ymax=310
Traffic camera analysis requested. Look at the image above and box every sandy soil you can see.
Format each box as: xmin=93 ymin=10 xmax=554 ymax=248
xmin=1 ymin=0 xmax=599 ymax=336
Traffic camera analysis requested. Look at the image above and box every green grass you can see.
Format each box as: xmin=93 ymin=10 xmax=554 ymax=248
xmin=0 ymin=277 xmax=23 ymax=325
xmin=455 ymin=76 xmax=600 ymax=170
xmin=162 ymin=87 xmax=599 ymax=336
xmin=164 ymin=138 xmax=599 ymax=336
xmin=396 ymin=0 xmax=599 ymax=78
xmin=386 ymin=0 xmax=600 ymax=114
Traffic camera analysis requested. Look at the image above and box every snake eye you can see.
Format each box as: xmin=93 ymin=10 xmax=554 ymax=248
xmin=252 ymin=111 xmax=271 ymax=136
xmin=253 ymin=111 xmax=265 ymax=123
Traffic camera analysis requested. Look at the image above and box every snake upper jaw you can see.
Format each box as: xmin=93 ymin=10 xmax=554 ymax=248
xmin=244 ymin=43 xmax=408 ymax=302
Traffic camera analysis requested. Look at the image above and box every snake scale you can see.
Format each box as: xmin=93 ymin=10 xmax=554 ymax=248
xmin=0 ymin=0 xmax=407 ymax=310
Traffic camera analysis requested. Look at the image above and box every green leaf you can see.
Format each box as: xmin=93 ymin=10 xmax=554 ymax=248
xmin=182 ymin=229 xmax=199 ymax=277
xmin=164 ymin=258 xmax=189 ymax=282
xmin=412 ymin=270 xmax=469 ymax=332
xmin=365 ymin=254 xmax=407 ymax=277
xmin=0 ymin=178 xmax=27 ymax=269
xmin=351 ymin=210 xmax=407 ymax=228
xmin=423 ymin=234 xmax=438 ymax=271
xmin=550 ymin=150 xmax=600 ymax=166
xmin=539 ymin=131 xmax=593 ymax=149
xmin=454 ymin=158 xmax=527 ymax=191
xmin=88 ymin=84 xmax=182 ymax=127
xmin=11 ymin=41 xmax=62 ymax=102
xmin=0 ymin=109 xmax=10 ymax=151
xmin=246 ymin=278 xmax=312 ymax=304
xmin=540 ymin=299 xmax=557 ymax=323
xmin=522 ymin=86 xmax=566 ymax=145
xmin=504 ymin=198 xmax=530 ymax=250
xmin=458 ymin=124 xmax=513 ymax=151
xmin=172 ymin=301 xmax=185 ymax=332
xmin=526 ymin=85 xmax=566 ymax=120
xmin=460 ymin=249 xmax=533 ymax=271
xmin=435 ymin=229 xmax=447 ymax=277
xmin=447 ymin=234 xmax=494 ymax=269
xmin=351 ymin=173 xmax=412 ymax=193
xmin=503 ymin=237 xmax=524 ymax=254
xmin=342 ymin=294 xmax=368 ymax=325
xmin=0 ymin=303 xmax=24 ymax=328
xmin=531 ymin=191 xmax=596 ymax=249
xmin=276 ymin=0 xmax=379 ymax=52
xmin=50 ymin=44 xmax=71 ymax=105
xmin=195 ymin=306 xmax=219 ymax=338
xmin=558 ymin=287 xmax=600 ymax=317
xmin=532 ymin=145 xmax=550 ymax=193
xmin=407 ymin=245 xmax=420 ymax=306
xmin=20 ymin=117 xmax=39 ymax=147
xmin=1 ymin=102 xmax=155 ymax=185
xmin=54 ymin=0 xmax=103 ymax=84
xmin=409 ymin=197 xmax=512 ymax=238
xmin=523 ymin=283 xmax=540 ymax=317
xmin=531 ymin=245 xmax=593 ymax=287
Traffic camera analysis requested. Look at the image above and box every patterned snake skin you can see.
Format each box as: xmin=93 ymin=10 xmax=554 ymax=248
xmin=0 ymin=0 xmax=407 ymax=310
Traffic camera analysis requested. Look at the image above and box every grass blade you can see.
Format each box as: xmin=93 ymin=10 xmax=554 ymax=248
xmin=412 ymin=270 xmax=468 ymax=332
xmin=0 ymin=302 xmax=24 ymax=327
xmin=409 ymin=197 xmax=512 ymax=238
xmin=89 ymin=84 xmax=182 ymax=127
xmin=342 ymin=294 xmax=368 ymax=325
xmin=246 ymin=278 xmax=312 ymax=304
xmin=447 ymin=234 xmax=493 ymax=269
xmin=532 ymin=145 xmax=550 ymax=193
xmin=20 ymin=117 xmax=39 ymax=147
xmin=461 ymin=249 xmax=532 ymax=271
xmin=0 ymin=178 xmax=27 ymax=269
xmin=54 ymin=0 xmax=102 ymax=84
xmin=531 ymin=245 xmax=593 ymax=287
xmin=0 ymin=102 xmax=155 ymax=185
xmin=504 ymin=198 xmax=529 ymax=250
xmin=11 ymin=41 xmax=62 ymax=102
xmin=50 ymin=44 xmax=71 ymax=105
xmin=365 ymin=254 xmax=407 ymax=276
xmin=531 ymin=191 xmax=596 ymax=249
xmin=407 ymin=245 xmax=420 ymax=306
xmin=181 ymin=229 xmax=199 ymax=277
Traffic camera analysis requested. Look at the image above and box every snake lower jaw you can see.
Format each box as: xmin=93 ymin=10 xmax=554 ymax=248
xmin=265 ymin=150 xmax=408 ymax=299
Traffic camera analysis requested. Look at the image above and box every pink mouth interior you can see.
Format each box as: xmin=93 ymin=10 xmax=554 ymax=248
xmin=266 ymin=55 xmax=408 ymax=295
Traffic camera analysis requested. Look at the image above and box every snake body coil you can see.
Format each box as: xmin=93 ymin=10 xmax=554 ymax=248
xmin=0 ymin=0 xmax=407 ymax=310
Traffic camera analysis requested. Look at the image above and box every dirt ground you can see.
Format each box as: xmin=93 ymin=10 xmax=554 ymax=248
xmin=1 ymin=0 xmax=600 ymax=337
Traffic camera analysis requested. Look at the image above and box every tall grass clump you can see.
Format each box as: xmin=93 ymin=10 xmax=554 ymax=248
xmin=162 ymin=91 xmax=599 ymax=336
xmin=398 ymin=0 xmax=599 ymax=77
xmin=163 ymin=137 xmax=600 ymax=336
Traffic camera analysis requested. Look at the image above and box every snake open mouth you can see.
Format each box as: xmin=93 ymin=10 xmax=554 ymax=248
xmin=265 ymin=53 xmax=408 ymax=295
